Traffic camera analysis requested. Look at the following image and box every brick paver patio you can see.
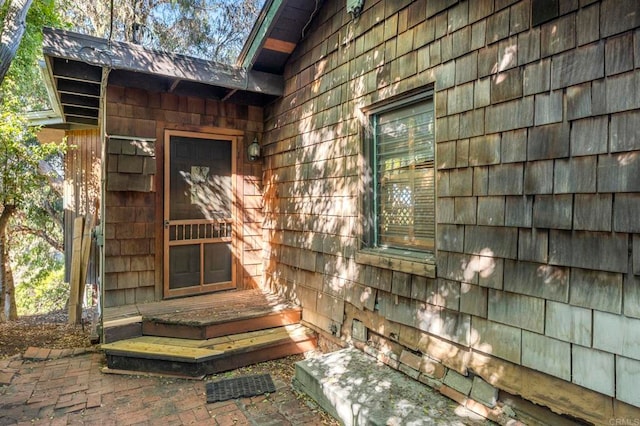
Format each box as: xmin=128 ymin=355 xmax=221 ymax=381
xmin=0 ymin=349 xmax=332 ymax=425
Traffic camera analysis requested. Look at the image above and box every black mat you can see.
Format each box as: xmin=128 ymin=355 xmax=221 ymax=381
xmin=206 ymin=374 xmax=276 ymax=402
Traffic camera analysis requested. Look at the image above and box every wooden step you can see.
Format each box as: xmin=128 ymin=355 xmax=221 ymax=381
xmin=142 ymin=306 xmax=302 ymax=340
xmin=103 ymin=290 xmax=302 ymax=343
xmin=101 ymin=324 xmax=317 ymax=377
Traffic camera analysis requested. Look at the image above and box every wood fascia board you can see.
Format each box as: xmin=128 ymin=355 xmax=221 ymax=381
xmin=237 ymin=0 xmax=286 ymax=69
xmin=43 ymin=27 xmax=284 ymax=97
xmin=263 ymin=37 xmax=296 ymax=54
xmin=28 ymin=56 xmax=65 ymax=127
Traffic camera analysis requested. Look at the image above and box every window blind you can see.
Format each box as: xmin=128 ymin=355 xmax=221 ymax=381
xmin=375 ymin=100 xmax=435 ymax=250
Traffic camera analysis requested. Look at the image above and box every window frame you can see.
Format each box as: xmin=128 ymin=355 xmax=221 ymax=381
xmin=361 ymin=87 xmax=436 ymax=258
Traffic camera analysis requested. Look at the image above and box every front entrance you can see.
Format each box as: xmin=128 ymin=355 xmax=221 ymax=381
xmin=163 ymin=130 xmax=237 ymax=298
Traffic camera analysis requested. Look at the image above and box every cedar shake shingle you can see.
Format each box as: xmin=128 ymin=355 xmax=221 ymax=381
xmin=488 ymin=289 xmax=545 ymax=333
xmin=504 ymin=259 xmax=569 ymax=302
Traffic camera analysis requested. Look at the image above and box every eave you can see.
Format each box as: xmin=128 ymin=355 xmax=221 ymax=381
xmin=42 ymin=27 xmax=284 ymax=128
xmin=238 ymin=0 xmax=322 ymax=74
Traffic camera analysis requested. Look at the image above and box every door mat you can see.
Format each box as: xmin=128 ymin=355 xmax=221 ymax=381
xmin=206 ymin=373 xmax=276 ymax=402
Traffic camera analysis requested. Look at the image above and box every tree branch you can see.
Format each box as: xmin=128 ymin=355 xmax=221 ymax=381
xmin=12 ymin=224 xmax=63 ymax=252
xmin=0 ymin=0 xmax=34 ymax=84
xmin=38 ymin=159 xmax=63 ymax=196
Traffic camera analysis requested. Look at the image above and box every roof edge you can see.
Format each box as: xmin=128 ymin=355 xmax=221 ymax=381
xmin=26 ymin=59 xmax=64 ymax=127
xmin=43 ymin=27 xmax=284 ymax=97
xmin=236 ymin=0 xmax=284 ymax=70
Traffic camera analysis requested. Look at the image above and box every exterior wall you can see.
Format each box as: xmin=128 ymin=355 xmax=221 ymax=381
xmin=103 ymin=85 xmax=264 ymax=307
xmin=262 ymin=0 xmax=640 ymax=422
xmin=63 ymin=129 xmax=101 ymax=283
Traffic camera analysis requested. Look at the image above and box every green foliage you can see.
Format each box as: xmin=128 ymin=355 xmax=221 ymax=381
xmin=0 ymin=90 xmax=62 ymax=206
xmin=0 ymin=0 xmax=66 ymax=318
xmin=2 ymin=0 xmax=65 ymax=110
xmin=12 ymin=234 xmax=65 ymax=316
xmin=15 ymin=261 xmax=66 ymax=315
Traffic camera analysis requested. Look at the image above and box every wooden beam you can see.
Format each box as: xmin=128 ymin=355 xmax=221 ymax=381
xmin=60 ymin=93 xmax=99 ymax=109
xmin=63 ymin=105 xmax=99 ymax=119
xmin=78 ymin=208 xmax=97 ymax=315
xmin=52 ymin=58 xmax=101 ymax=82
xmin=263 ymin=37 xmax=296 ymax=54
xmin=238 ymin=0 xmax=286 ymax=68
xmin=43 ymin=27 xmax=283 ymax=97
xmin=68 ymin=216 xmax=84 ymax=325
xmin=65 ymin=116 xmax=98 ymax=126
xmin=104 ymin=315 xmax=143 ymax=328
xmin=57 ymin=79 xmax=101 ymax=97
xmin=355 ymin=250 xmax=436 ymax=278
xmin=221 ymin=88 xmax=237 ymax=102
xmin=168 ymin=78 xmax=181 ymax=92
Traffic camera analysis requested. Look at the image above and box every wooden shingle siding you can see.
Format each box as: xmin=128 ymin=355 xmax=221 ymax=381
xmin=546 ymin=300 xmax=592 ymax=348
xmin=261 ymin=0 xmax=640 ymax=419
xmin=103 ymin=86 xmax=263 ymax=307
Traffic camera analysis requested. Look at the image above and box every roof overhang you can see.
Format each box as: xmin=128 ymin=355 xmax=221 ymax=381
xmin=42 ymin=27 xmax=285 ymax=128
xmin=238 ymin=0 xmax=322 ymax=74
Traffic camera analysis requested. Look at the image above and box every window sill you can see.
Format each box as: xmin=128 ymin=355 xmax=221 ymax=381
xmin=355 ymin=248 xmax=436 ymax=278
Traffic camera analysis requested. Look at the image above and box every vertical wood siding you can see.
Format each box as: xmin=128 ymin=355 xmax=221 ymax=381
xmin=64 ymin=129 xmax=101 ymax=284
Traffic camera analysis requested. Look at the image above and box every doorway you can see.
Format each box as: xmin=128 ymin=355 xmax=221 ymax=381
xmin=163 ymin=130 xmax=237 ymax=298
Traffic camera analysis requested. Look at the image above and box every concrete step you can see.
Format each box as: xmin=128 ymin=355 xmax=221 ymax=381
xmin=101 ymin=324 xmax=317 ymax=377
xmin=293 ymin=347 xmax=491 ymax=426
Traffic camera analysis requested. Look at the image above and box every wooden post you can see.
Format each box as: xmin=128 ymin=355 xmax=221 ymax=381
xmin=68 ymin=216 xmax=84 ymax=325
xmin=78 ymin=210 xmax=96 ymax=318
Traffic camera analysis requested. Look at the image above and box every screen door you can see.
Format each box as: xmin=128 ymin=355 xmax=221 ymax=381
xmin=164 ymin=131 xmax=236 ymax=297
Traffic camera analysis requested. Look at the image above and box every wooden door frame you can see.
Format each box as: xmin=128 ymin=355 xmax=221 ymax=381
xmin=162 ymin=129 xmax=240 ymax=299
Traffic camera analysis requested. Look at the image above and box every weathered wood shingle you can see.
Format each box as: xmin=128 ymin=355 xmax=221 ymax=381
xmin=554 ymin=157 xmax=597 ymax=193
xmin=549 ymin=230 xmax=628 ymax=273
xmin=524 ymin=160 xmax=553 ymax=194
xmin=573 ymin=194 xmax=612 ymax=232
xmin=488 ymin=289 xmax=545 ymax=333
xmin=262 ymin=0 xmax=640 ymax=417
xmin=550 ymin=42 xmax=604 ymax=89
xmin=522 ymin=331 xmax=571 ymax=381
xmin=569 ymin=268 xmax=623 ymax=314
xmin=471 ymin=316 xmax=522 ymax=364
xmin=464 ymin=225 xmax=518 ymax=259
xmin=600 ymin=0 xmax=640 ymax=37
xmin=541 ymin=14 xmax=576 ymax=57
xmin=504 ymin=259 xmax=569 ymax=302
xmin=545 ymin=301 xmax=592 ymax=346
xmin=571 ymin=116 xmax=608 ymax=156
xmin=610 ymin=110 xmax=640 ymax=153
xmin=518 ymin=228 xmax=549 ymax=263
xmin=469 ymin=134 xmax=501 ymax=166
xmin=527 ymin=122 xmax=570 ymax=160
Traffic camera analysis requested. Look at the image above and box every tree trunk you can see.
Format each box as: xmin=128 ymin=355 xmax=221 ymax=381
xmin=5 ymin=251 xmax=16 ymax=319
xmin=0 ymin=204 xmax=16 ymax=322
xmin=0 ymin=0 xmax=34 ymax=85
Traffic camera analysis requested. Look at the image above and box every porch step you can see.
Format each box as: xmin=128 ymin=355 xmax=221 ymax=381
xmin=141 ymin=305 xmax=302 ymax=340
xmin=101 ymin=324 xmax=317 ymax=377
xmin=103 ymin=290 xmax=302 ymax=343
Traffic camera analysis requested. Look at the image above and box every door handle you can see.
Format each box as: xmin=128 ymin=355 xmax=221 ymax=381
xmin=164 ymin=219 xmax=169 ymax=229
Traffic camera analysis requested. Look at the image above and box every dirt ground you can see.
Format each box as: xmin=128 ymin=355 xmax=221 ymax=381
xmin=0 ymin=309 xmax=94 ymax=359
